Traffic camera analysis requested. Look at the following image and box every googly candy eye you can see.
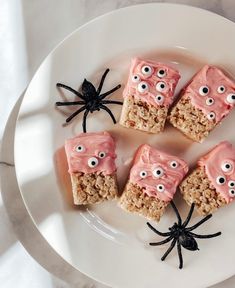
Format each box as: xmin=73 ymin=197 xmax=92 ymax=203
xmin=88 ymin=157 xmax=99 ymax=168
xmin=156 ymin=184 xmax=165 ymax=192
xmin=170 ymin=161 xmax=178 ymax=169
xmin=141 ymin=65 xmax=153 ymax=76
xmin=221 ymin=162 xmax=233 ymax=172
xmin=229 ymin=189 xmax=235 ymax=197
xmin=137 ymin=81 xmax=149 ymax=93
xmin=155 ymin=94 xmax=165 ymax=105
xmin=98 ymin=151 xmax=106 ymax=159
xmin=156 ymin=81 xmax=167 ymax=92
xmin=157 ymin=69 xmax=166 ymax=78
xmin=207 ymin=112 xmax=216 ymax=121
xmin=76 ymin=145 xmax=85 ymax=152
xmin=226 ymin=93 xmax=235 ymax=104
xmin=199 ymin=86 xmax=209 ymax=96
xmin=139 ymin=170 xmax=147 ymax=178
xmin=216 ymin=175 xmax=226 ymax=185
xmin=228 ymin=180 xmax=235 ymax=188
xmin=132 ymin=75 xmax=140 ymax=83
xmin=217 ymin=85 xmax=226 ymax=94
xmin=153 ymin=167 xmax=164 ymax=178
xmin=206 ymin=98 xmax=214 ymax=106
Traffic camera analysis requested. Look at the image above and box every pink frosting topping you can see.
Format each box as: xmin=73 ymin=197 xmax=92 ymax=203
xmin=129 ymin=144 xmax=188 ymax=202
xmin=65 ymin=131 xmax=116 ymax=175
xmin=199 ymin=141 xmax=235 ymax=203
xmin=184 ymin=65 xmax=235 ymax=123
xmin=123 ymin=58 xmax=181 ymax=108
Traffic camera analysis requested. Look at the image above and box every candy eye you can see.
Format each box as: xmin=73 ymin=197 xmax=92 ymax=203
xmin=157 ymin=69 xmax=166 ymax=78
xmin=221 ymin=162 xmax=233 ymax=172
xmin=88 ymin=157 xmax=99 ymax=168
xmin=155 ymin=94 xmax=165 ymax=105
xmin=156 ymin=81 xmax=167 ymax=92
xmin=139 ymin=170 xmax=147 ymax=178
xmin=153 ymin=167 xmax=164 ymax=178
xmin=226 ymin=93 xmax=235 ymax=104
xmin=76 ymin=145 xmax=85 ymax=152
xmin=229 ymin=189 xmax=235 ymax=197
xmin=132 ymin=75 xmax=140 ymax=83
xmin=199 ymin=86 xmax=209 ymax=96
xmin=228 ymin=180 xmax=235 ymax=188
xmin=137 ymin=81 xmax=149 ymax=93
xmin=206 ymin=98 xmax=214 ymax=106
xmin=170 ymin=161 xmax=178 ymax=169
xmin=98 ymin=151 xmax=106 ymax=159
xmin=207 ymin=112 xmax=216 ymax=121
xmin=216 ymin=175 xmax=226 ymax=185
xmin=217 ymin=85 xmax=226 ymax=94
xmin=156 ymin=184 xmax=165 ymax=192
xmin=141 ymin=65 xmax=152 ymax=76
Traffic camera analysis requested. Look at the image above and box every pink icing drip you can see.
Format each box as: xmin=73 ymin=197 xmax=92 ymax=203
xmin=65 ymin=131 xmax=116 ymax=175
xmin=184 ymin=65 xmax=235 ymax=123
xmin=199 ymin=141 xmax=235 ymax=203
xmin=123 ymin=58 xmax=181 ymax=108
xmin=129 ymin=144 xmax=188 ymax=202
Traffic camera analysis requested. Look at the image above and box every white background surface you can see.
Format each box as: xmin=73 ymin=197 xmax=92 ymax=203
xmin=1 ymin=1 xmax=235 ymax=287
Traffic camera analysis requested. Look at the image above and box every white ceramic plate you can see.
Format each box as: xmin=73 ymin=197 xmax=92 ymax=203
xmin=14 ymin=4 xmax=235 ymax=288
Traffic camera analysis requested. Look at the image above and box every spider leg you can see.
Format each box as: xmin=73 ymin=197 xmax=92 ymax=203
xmin=161 ymin=238 xmax=177 ymax=261
xmin=177 ymin=240 xmax=183 ymax=269
xmin=96 ymin=69 xmax=110 ymax=95
xmin=149 ymin=235 xmax=173 ymax=246
xmin=65 ymin=106 xmax=86 ymax=123
xmin=56 ymin=83 xmax=85 ymax=100
xmin=182 ymin=203 xmax=195 ymax=228
xmin=82 ymin=109 xmax=89 ymax=133
xmin=101 ymin=100 xmax=123 ymax=105
xmin=146 ymin=222 xmax=171 ymax=237
xmin=56 ymin=101 xmax=85 ymax=106
xmin=99 ymin=84 xmax=121 ymax=100
xmin=170 ymin=201 xmax=182 ymax=226
xmin=99 ymin=104 xmax=116 ymax=124
xmin=188 ymin=231 xmax=221 ymax=239
xmin=186 ymin=214 xmax=212 ymax=232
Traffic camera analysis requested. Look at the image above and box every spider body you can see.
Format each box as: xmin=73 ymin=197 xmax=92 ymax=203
xmin=56 ymin=69 xmax=122 ymax=132
xmin=147 ymin=202 xmax=221 ymax=269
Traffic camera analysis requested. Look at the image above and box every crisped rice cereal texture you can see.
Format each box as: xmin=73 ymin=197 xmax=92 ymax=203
xmin=180 ymin=166 xmax=227 ymax=215
xmin=119 ymin=181 xmax=168 ymax=222
xmin=71 ymin=172 xmax=118 ymax=205
xmin=120 ymin=95 xmax=168 ymax=133
xmin=168 ymin=96 xmax=216 ymax=142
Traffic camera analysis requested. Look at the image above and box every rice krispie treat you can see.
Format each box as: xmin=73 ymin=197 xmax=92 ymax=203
xmin=120 ymin=58 xmax=181 ymax=133
xmin=169 ymin=65 xmax=235 ymax=142
xmin=119 ymin=144 xmax=188 ymax=221
xmin=65 ymin=131 xmax=118 ymax=205
xmin=180 ymin=141 xmax=235 ymax=215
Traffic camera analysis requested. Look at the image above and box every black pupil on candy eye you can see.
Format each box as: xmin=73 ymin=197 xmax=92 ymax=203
xmin=172 ymin=163 xmax=176 ymax=167
xmin=232 ymin=95 xmax=235 ymax=100
xmin=156 ymin=170 xmax=161 ymax=175
xmin=157 ymin=96 xmax=162 ymax=100
xmin=209 ymin=99 xmax=213 ymax=103
xmin=203 ymin=87 xmax=208 ymax=93
xmin=78 ymin=146 xmax=82 ymax=150
xmin=144 ymin=67 xmax=149 ymax=72
xmin=219 ymin=177 xmax=225 ymax=184
xmin=159 ymin=70 xmax=164 ymax=75
xmin=220 ymin=87 xmax=224 ymax=91
xmin=91 ymin=161 xmax=96 ymax=166
xmin=134 ymin=76 xmax=138 ymax=79
xmin=159 ymin=185 xmax=163 ymax=190
xmin=225 ymin=164 xmax=230 ymax=169
xmin=160 ymin=84 xmax=165 ymax=89
xmin=142 ymin=84 xmax=146 ymax=89
xmin=231 ymin=182 xmax=235 ymax=187
xmin=100 ymin=153 xmax=104 ymax=157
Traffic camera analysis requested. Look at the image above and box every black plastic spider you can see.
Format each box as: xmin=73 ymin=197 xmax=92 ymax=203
xmin=55 ymin=69 xmax=122 ymax=132
xmin=147 ymin=202 xmax=221 ymax=269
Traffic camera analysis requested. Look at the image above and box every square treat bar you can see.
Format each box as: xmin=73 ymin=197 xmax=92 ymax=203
xmin=120 ymin=58 xmax=180 ymax=133
xmin=65 ymin=131 xmax=118 ymax=205
xmin=119 ymin=144 xmax=188 ymax=221
xmin=169 ymin=65 xmax=235 ymax=142
xmin=180 ymin=141 xmax=235 ymax=215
